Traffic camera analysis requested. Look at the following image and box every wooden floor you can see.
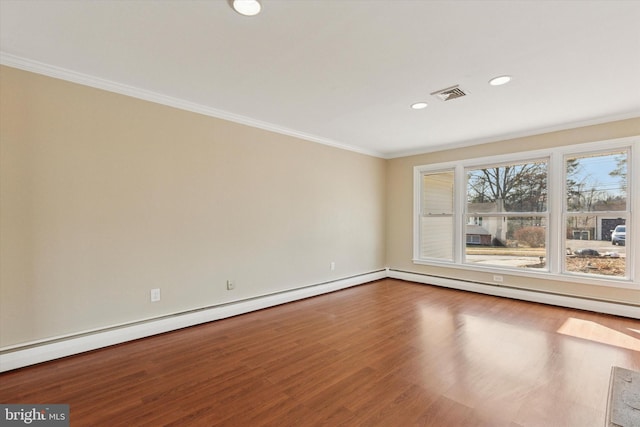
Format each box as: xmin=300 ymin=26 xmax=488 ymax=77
xmin=1 ymin=279 xmax=639 ymax=426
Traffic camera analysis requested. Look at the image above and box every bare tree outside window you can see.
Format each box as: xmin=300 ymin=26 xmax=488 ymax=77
xmin=467 ymin=162 xmax=547 ymax=213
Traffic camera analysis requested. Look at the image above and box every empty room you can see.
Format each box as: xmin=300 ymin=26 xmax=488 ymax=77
xmin=0 ymin=1 xmax=639 ymax=426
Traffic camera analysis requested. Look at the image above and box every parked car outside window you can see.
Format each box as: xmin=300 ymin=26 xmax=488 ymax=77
xmin=611 ymin=225 xmax=626 ymax=246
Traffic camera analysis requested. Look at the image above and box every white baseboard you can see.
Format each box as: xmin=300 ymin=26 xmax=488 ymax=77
xmin=2 ymin=268 xmax=637 ymax=372
xmin=388 ymin=269 xmax=640 ymax=319
xmin=0 ymin=271 xmax=386 ymax=372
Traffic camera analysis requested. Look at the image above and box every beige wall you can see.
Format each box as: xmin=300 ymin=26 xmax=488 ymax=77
xmin=0 ymin=66 xmax=387 ymax=347
xmin=386 ymin=118 xmax=640 ymax=305
xmin=1 ymin=64 xmax=638 ymax=349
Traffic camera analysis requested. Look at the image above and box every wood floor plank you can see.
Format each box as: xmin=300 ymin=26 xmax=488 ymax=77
xmin=1 ymin=279 xmax=638 ymax=426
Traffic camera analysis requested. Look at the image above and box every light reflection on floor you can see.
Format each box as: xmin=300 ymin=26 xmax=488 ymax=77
xmin=416 ymin=307 xmax=552 ymax=401
xmin=414 ymin=306 xmax=638 ymax=417
xmin=557 ymin=317 xmax=640 ymax=351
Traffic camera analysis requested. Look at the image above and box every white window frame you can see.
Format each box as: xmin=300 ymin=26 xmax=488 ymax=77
xmin=413 ymin=136 xmax=638 ymax=289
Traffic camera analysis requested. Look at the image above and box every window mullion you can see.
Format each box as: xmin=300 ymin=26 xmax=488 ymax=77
xmin=549 ymin=152 xmax=564 ymax=274
xmin=455 ymin=164 xmax=465 ymax=264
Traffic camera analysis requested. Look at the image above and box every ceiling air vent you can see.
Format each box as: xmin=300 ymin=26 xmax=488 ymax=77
xmin=431 ymin=85 xmax=467 ymax=101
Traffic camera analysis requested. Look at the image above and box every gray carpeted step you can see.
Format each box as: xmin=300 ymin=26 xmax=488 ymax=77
xmin=606 ymin=366 xmax=640 ymax=427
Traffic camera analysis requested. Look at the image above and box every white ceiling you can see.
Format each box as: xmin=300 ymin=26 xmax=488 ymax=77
xmin=1 ymin=0 xmax=639 ymax=158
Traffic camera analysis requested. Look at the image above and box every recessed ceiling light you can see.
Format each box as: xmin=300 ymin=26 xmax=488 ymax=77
xmin=411 ymin=102 xmax=428 ymax=110
xmin=232 ymin=0 xmax=262 ymax=16
xmin=489 ymin=75 xmax=512 ymax=86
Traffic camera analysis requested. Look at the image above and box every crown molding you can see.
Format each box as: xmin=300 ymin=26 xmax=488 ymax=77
xmin=0 ymin=52 xmax=385 ymax=159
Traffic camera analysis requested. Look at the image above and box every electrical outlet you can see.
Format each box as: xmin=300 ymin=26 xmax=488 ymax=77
xmin=226 ymin=280 xmax=235 ymax=290
xmin=330 ymin=261 xmax=336 ymax=271
xmin=150 ymin=288 xmax=161 ymax=302
xmin=493 ymin=275 xmax=503 ymax=283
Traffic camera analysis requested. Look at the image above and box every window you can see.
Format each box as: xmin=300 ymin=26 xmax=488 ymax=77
xmin=564 ymin=150 xmax=628 ymax=278
xmin=467 ymin=235 xmax=481 ymax=244
xmin=418 ymin=170 xmax=454 ymax=261
xmin=465 ymin=159 xmax=548 ymax=271
xmin=414 ymin=139 xmax=635 ymax=285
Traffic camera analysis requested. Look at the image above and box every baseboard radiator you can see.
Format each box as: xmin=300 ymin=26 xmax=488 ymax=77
xmin=0 ymin=270 xmax=386 ymax=372
xmin=1 ymin=268 xmax=637 ymax=372
xmin=388 ymin=269 xmax=639 ymax=319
